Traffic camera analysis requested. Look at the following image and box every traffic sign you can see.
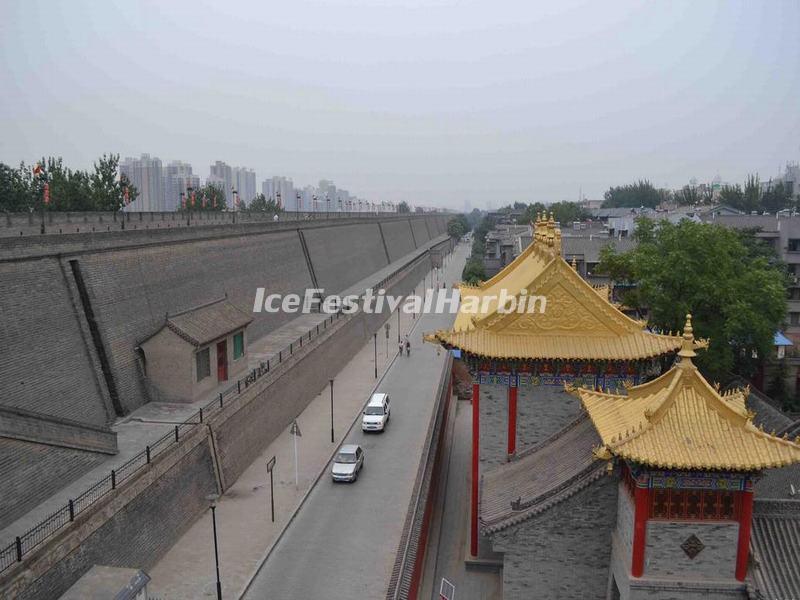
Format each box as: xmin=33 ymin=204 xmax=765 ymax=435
xmin=290 ymin=419 xmax=302 ymax=437
xmin=440 ymin=578 xmax=455 ymax=600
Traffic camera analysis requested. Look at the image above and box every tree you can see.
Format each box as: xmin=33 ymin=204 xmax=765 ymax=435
xmin=0 ymin=155 xmax=139 ymax=212
xmin=761 ymin=181 xmax=792 ymax=214
xmin=743 ymin=174 xmax=761 ymax=213
xmin=673 ymin=185 xmax=701 ymax=206
xmin=597 ymin=218 xmax=786 ymax=382
xmin=397 ymin=201 xmax=410 ymax=213
xmin=462 ymin=257 xmax=486 ymax=285
xmin=447 ymin=215 xmax=469 ymax=240
xmin=522 ymin=202 xmax=547 ymax=224
xmin=247 ymin=193 xmax=283 ymax=212
xmin=602 ymin=180 xmax=665 ymax=209
xmin=549 ymin=201 xmax=590 ymax=224
xmin=0 ymin=162 xmax=36 ymax=211
xmin=91 ymin=154 xmax=138 ymax=211
xmin=189 ymin=183 xmax=227 ymax=211
xmin=718 ymin=184 xmax=744 ymax=211
xmin=43 ymin=157 xmax=94 ymax=211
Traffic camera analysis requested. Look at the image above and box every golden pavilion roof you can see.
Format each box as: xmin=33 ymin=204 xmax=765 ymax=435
xmin=428 ymin=213 xmax=685 ymax=361
xmin=569 ymin=315 xmax=800 ymax=471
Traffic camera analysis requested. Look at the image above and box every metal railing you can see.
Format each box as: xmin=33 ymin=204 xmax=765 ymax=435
xmin=0 ymin=238 xmax=446 ymax=576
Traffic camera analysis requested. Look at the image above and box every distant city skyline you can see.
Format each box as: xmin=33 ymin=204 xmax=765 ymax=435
xmin=2 ymin=1 xmax=799 ymax=210
xmin=117 ymin=152 xmax=382 ymax=211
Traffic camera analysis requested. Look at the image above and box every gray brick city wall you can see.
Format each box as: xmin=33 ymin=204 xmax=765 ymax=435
xmin=303 ymin=222 xmax=389 ymax=293
xmin=0 ymin=438 xmax=107 ymax=531
xmin=77 ymin=229 xmax=314 ymax=414
xmin=492 ymin=475 xmax=618 ymax=600
xmin=0 ymin=215 xmax=449 ymax=263
xmin=0 ymin=407 xmax=117 ymax=455
xmin=0 ymin=258 xmax=110 ymax=427
xmin=380 ymin=219 xmax=416 ymax=262
xmin=1 ymin=211 xmax=449 ymax=240
xmin=14 ymin=437 xmax=217 ymax=600
xmin=479 ymin=384 xmax=583 ymax=469
xmin=410 ymin=218 xmax=431 ymax=247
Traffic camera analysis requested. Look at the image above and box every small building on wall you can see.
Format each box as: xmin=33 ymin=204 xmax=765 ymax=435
xmin=138 ymin=297 xmax=252 ymax=403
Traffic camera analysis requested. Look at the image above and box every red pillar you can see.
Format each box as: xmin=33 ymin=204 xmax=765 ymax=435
xmin=631 ymin=486 xmax=650 ymax=577
xmin=471 ymin=382 xmax=480 ymax=557
xmin=735 ymin=491 xmax=754 ymax=581
xmin=507 ymin=385 xmax=517 ymax=457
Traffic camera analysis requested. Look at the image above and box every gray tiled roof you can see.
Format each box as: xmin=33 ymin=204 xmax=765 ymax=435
xmin=480 ymin=414 xmax=606 ymax=533
xmin=748 ymin=499 xmax=800 ymax=600
xmin=748 ymin=392 xmax=794 ymax=433
xmin=562 ymin=237 xmax=637 ymax=263
xmin=747 ymin=392 xmax=800 ymax=500
xmin=166 ymin=298 xmax=253 ymax=346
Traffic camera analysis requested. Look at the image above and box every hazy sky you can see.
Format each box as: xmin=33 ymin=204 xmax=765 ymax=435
xmin=2 ymin=0 xmax=799 ymax=209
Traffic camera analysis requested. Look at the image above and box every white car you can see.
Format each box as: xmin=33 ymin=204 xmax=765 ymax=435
xmin=361 ymin=393 xmax=390 ymax=432
xmin=331 ymin=444 xmax=365 ymax=483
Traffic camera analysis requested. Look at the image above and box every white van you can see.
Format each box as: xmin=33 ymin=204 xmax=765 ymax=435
xmin=361 ymin=393 xmax=390 ymax=432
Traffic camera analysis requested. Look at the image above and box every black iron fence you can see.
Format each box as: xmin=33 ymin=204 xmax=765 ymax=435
xmin=0 ymin=239 xmax=446 ymax=576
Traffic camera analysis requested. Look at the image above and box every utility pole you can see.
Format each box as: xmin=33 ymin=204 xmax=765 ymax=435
xmin=266 ymin=456 xmax=276 ymax=522
xmin=329 ymin=379 xmax=334 ymax=443
xmin=290 ymin=420 xmax=302 ymax=488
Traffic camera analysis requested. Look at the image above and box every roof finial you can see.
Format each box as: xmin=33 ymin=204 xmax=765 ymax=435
xmin=677 ymin=313 xmax=697 ymax=360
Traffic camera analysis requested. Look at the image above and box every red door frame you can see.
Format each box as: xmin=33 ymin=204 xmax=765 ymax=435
xmin=217 ymin=340 xmax=228 ymax=381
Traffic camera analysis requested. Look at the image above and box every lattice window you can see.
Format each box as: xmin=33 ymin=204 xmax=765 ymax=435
xmin=650 ymin=488 xmax=738 ymax=521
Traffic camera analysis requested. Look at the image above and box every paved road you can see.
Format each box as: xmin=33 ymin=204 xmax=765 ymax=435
xmin=242 ymin=245 xmax=467 ymax=600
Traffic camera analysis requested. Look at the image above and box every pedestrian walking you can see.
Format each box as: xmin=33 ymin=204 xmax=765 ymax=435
xmin=404 ymin=336 xmax=411 ymax=357
xmin=398 ymin=340 xmax=404 ymax=356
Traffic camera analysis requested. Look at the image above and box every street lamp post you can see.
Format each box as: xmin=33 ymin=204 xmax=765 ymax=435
xmin=266 ymin=456 xmax=276 ymax=522
xmin=329 ymin=379 xmax=334 ymax=443
xmin=206 ymin=494 xmax=222 ymax=600
xmin=373 ymin=332 xmax=378 ymax=379
xmin=397 ymin=306 xmax=401 ymax=343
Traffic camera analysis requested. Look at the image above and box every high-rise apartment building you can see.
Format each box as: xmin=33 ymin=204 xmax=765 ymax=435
xmin=209 ymin=161 xmax=234 ymax=208
xmin=120 ymin=154 xmax=164 ymax=211
xmin=233 ymin=167 xmax=257 ymax=206
xmin=261 ymin=176 xmax=295 ymax=209
xmin=163 ymin=161 xmax=200 ymax=211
